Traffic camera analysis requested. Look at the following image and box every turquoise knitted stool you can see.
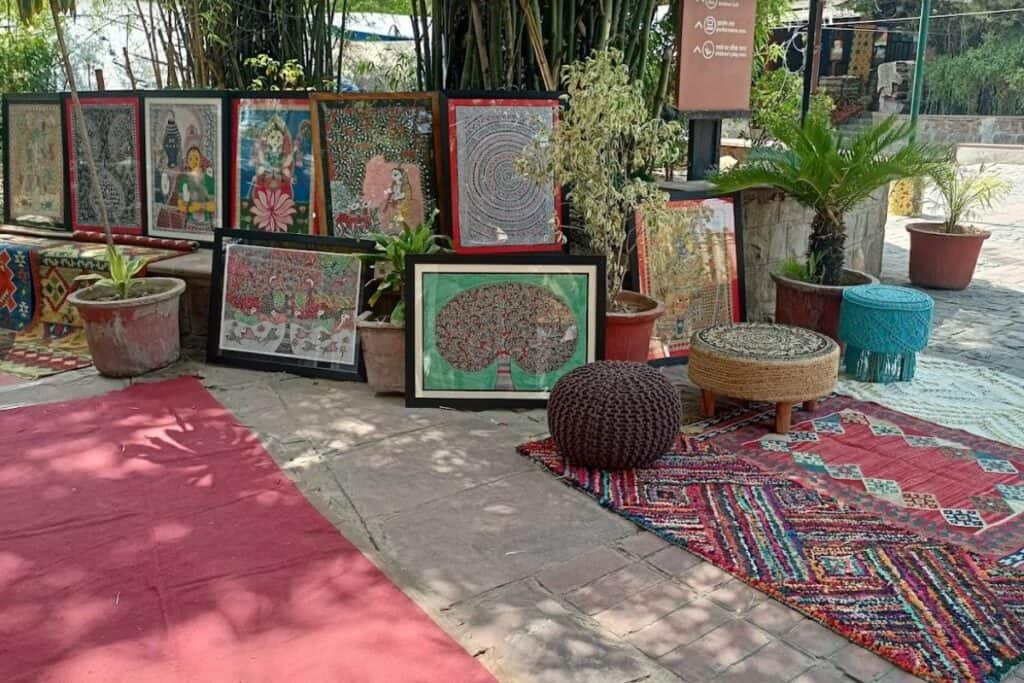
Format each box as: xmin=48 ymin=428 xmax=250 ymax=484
xmin=838 ymin=285 xmax=934 ymax=383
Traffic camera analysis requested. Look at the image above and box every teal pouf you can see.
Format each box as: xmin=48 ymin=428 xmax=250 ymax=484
xmin=838 ymin=285 xmax=934 ymax=383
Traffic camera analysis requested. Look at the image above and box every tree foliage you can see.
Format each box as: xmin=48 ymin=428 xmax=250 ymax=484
xmin=0 ymin=28 xmax=57 ymax=93
xmin=923 ymin=31 xmax=1024 ymax=115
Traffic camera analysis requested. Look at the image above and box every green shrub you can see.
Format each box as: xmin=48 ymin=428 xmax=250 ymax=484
xmin=923 ymin=32 xmax=1024 ymax=115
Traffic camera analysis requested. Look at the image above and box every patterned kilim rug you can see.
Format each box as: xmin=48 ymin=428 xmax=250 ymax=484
xmin=0 ymin=324 xmax=91 ymax=379
xmin=519 ymin=419 xmax=1024 ymax=681
xmin=0 ymin=240 xmax=42 ymax=331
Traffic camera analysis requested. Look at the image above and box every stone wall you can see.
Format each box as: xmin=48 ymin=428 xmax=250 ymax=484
xmin=866 ymin=113 xmax=1024 ymax=146
xmin=739 ymin=186 xmax=888 ymax=322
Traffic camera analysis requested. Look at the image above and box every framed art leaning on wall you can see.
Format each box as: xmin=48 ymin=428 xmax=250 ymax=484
xmin=208 ymin=229 xmax=369 ymax=381
xmin=2 ymin=94 xmax=69 ymax=230
xmin=405 ymin=254 xmax=605 ymax=408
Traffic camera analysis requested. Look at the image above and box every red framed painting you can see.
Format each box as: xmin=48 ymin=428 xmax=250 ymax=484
xmin=634 ymin=194 xmax=745 ymax=365
xmin=64 ymin=94 xmax=144 ymax=235
xmin=446 ymin=94 xmax=564 ymax=254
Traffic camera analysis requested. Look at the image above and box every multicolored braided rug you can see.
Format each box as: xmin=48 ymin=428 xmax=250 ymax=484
xmin=519 ymin=400 xmax=1024 ymax=682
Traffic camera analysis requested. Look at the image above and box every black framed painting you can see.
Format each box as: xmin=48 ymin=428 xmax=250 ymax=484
xmin=632 ymin=189 xmax=746 ymax=365
xmin=208 ymin=228 xmax=369 ymax=381
xmin=64 ymin=92 xmax=145 ymax=235
xmin=1 ymin=94 xmax=69 ymax=230
xmin=310 ymin=92 xmax=444 ymax=246
xmin=445 ymin=92 xmax=564 ymax=254
xmin=142 ymin=93 xmax=227 ymax=243
xmin=405 ymin=254 xmax=606 ymax=408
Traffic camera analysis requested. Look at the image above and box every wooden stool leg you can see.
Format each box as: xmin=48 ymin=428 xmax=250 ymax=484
xmin=700 ymin=389 xmax=716 ymax=418
xmin=803 ymin=399 xmax=818 ymax=412
xmin=775 ymin=402 xmax=792 ymax=434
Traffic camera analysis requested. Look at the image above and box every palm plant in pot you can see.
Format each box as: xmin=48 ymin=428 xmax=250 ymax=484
xmin=710 ymin=115 xmax=945 ymax=341
xmin=358 ymin=217 xmax=450 ymax=394
xmin=907 ymin=162 xmax=1010 ymax=290
xmin=518 ymin=49 xmax=683 ymax=361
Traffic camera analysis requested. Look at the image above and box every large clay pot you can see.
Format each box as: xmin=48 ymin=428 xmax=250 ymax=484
xmin=604 ymin=290 xmax=665 ymax=362
xmin=357 ymin=320 xmax=405 ymax=394
xmin=69 ymin=277 xmax=185 ymax=378
xmin=771 ymin=269 xmax=877 ymax=343
xmin=907 ymin=222 xmax=990 ymax=290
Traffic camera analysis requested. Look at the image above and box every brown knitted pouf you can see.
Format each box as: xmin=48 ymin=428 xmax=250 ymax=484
xmin=548 ymin=361 xmax=681 ymax=469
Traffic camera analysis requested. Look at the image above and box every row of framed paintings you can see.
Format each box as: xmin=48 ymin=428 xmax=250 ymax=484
xmin=2 ymin=90 xmax=564 ymax=253
xmin=207 ymin=229 xmax=601 ymax=408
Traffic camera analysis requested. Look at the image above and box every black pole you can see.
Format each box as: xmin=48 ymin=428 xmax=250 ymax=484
xmin=800 ymin=0 xmax=824 ymax=125
xmin=687 ymin=119 xmax=722 ymax=181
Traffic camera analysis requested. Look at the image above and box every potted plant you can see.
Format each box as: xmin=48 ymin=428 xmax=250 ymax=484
xmin=519 ymin=49 xmax=683 ymax=361
xmin=358 ymin=218 xmax=451 ymax=394
xmin=907 ymin=162 xmax=1010 ymax=290
xmin=69 ymin=245 xmax=186 ymax=377
xmin=710 ymin=115 xmax=945 ymax=341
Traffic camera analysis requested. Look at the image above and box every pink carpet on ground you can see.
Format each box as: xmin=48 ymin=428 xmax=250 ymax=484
xmin=0 ymin=377 xmax=495 ymax=683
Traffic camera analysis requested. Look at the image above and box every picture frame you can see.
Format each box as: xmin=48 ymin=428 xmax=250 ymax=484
xmin=208 ymin=228 xmax=370 ymax=381
xmin=405 ymin=253 xmax=606 ymax=409
xmin=631 ymin=189 xmax=746 ymax=366
xmin=310 ymin=92 xmax=445 ymax=247
xmin=444 ymin=92 xmax=565 ymax=254
xmin=142 ymin=92 xmax=228 ymax=244
xmin=63 ymin=92 xmax=145 ymax=235
xmin=1 ymin=93 xmax=70 ymax=230
xmin=229 ymin=93 xmax=317 ymax=235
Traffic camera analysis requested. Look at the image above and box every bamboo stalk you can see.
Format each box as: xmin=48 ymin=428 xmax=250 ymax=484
xmin=469 ymin=0 xmax=492 ymax=88
xmin=519 ymin=0 xmax=554 ymax=90
xmin=410 ymin=0 xmax=425 ymax=90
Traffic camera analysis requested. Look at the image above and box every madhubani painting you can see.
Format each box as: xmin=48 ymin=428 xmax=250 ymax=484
xmin=65 ymin=97 xmax=143 ymax=234
xmin=314 ymin=94 xmax=439 ymax=241
xmin=233 ymin=98 xmax=314 ymax=234
xmin=144 ymin=97 xmax=223 ymax=241
xmin=635 ymin=197 xmax=742 ymax=363
xmin=218 ymin=243 xmax=363 ymax=375
xmin=448 ymin=98 xmax=561 ymax=252
xmin=5 ymin=102 xmax=65 ymax=227
xmin=408 ymin=257 xmax=603 ymax=407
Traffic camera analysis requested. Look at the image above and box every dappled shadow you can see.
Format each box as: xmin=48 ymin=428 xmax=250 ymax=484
xmin=0 ymin=377 xmax=494 ymax=682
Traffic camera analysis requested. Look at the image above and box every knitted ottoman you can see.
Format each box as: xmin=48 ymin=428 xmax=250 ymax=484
xmin=548 ymin=361 xmax=681 ymax=469
xmin=839 ymin=285 xmax=934 ymax=383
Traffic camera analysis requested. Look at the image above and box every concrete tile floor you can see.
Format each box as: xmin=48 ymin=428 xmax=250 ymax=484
xmin=2 ymin=215 xmax=1024 ymax=682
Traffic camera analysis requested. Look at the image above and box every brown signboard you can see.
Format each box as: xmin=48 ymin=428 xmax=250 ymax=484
xmin=676 ymin=0 xmax=758 ymax=114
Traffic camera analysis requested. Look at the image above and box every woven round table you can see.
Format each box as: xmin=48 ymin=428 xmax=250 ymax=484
xmin=838 ymin=285 xmax=934 ymax=383
xmin=688 ymin=323 xmax=840 ymax=434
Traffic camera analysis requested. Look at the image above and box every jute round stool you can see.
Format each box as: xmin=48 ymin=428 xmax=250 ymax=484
xmin=688 ymin=323 xmax=840 ymax=434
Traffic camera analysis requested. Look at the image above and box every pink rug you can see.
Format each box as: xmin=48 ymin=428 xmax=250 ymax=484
xmin=0 ymin=377 xmax=494 ymax=682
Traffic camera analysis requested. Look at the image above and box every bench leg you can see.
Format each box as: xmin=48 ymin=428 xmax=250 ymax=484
xmin=774 ymin=402 xmax=792 ymax=434
xmin=803 ymin=399 xmax=818 ymax=412
xmin=700 ymin=389 xmax=716 ymax=418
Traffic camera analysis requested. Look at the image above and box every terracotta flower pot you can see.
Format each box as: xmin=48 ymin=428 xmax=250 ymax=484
xmin=357 ymin=320 xmax=405 ymax=394
xmin=604 ymin=290 xmax=665 ymax=362
xmin=69 ymin=277 xmax=185 ymax=378
xmin=771 ymin=269 xmax=877 ymax=343
xmin=907 ymin=222 xmax=990 ymax=290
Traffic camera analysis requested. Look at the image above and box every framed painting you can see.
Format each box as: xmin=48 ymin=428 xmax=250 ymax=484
xmin=143 ymin=94 xmax=226 ymax=243
xmin=633 ymin=192 xmax=745 ymax=365
xmin=311 ymin=92 xmax=444 ymax=245
xmin=230 ymin=95 xmax=316 ymax=235
xmin=406 ymin=254 xmax=605 ymax=408
xmin=2 ymin=94 xmax=69 ymax=230
xmin=208 ymin=229 xmax=369 ymax=381
xmin=445 ymin=93 xmax=563 ymax=253
xmin=64 ymin=93 xmax=144 ymax=234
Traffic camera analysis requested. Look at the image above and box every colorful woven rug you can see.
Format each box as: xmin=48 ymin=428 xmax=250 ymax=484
xmin=691 ymin=396 xmax=1024 ymax=559
xmin=0 ymin=242 xmax=39 ymax=331
xmin=518 ymin=437 xmax=1024 ymax=682
xmin=0 ymin=323 xmax=91 ymax=379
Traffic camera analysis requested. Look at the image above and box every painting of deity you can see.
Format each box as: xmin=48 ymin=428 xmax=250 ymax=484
xmin=144 ymin=97 xmax=223 ymax=242
xmin=209 ymin=230 xmax=367 ymax=380
xmin=406 ymin=255 xmax=605 ymax=408
xmin=232 ymin=98 xmax=314 ymax=234
xmin=634 ymin=197 xmax=744 ymax=364
xmin=2 ymin=99 xmax=66 ymax=228
xmin=65 ymin=96 xmax=144 ymax=234
xmin=312 ymin=93 xmax=442 ymax=244
xmin=447 ymin=97 xmax=562 ymax=253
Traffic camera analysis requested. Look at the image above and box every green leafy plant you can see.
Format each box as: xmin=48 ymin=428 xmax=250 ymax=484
xmin=928 ymin=162 xmax=1011 ymax=233
xmin=74 ymin=245 xmax=146 ymax=300
xmin=518 ymin=49 xmax=682 ymax=308
xmin=245 ymin=53 xmax=333 ymax=91
xmin=710 ymin=116 xmax=946 ymax=286
xmin=777 ymin=253 xmax=822 ymax=284
xmin=359 ymin=215 xmax=451 ymax=325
